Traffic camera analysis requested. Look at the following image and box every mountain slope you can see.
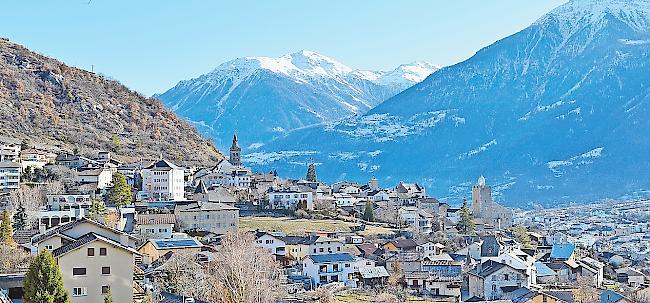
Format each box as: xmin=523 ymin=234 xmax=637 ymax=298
xmin=0 ymin=38 xmax=222 ymax=165
xmin=156 ymin=50 xmax=438 ymax=148
xmin=249 ymin=0 xmax=650 ymax=207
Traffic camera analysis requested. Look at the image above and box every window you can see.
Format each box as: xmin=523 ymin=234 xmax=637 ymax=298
xmin=319 ymin=248 xmax=324 ymax=252
xmin=99 ymin=248 xmax=107 ymax=256
xmin=337 ymin=247 xmax=341 ymax=251
xmin=345 ymin=263 xmax=350 ymax=268
xmin=504 ymin=274 xmax=509 ymax=281
xmin=44 ymin=245 xmax=53 ymax=250
xmin=87 ymin=248 xmax=95 ymax=256
xmin=73 ymin=268 xmax=86 ymax=276
xmin=102 ymin=267 xmax=111 ymax=275
xmin=73 ymin=287 xmax=87 ymax=296
xmin=102 ymin=285 xmax=110 ymax=294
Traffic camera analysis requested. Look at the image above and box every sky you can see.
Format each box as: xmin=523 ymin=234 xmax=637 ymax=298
xmin=1 ymin=0 xmax=567 ymax=96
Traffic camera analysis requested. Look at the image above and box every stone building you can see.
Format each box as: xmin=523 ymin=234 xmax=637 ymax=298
xmin=471 ymin=176 xmax=513 ymax=229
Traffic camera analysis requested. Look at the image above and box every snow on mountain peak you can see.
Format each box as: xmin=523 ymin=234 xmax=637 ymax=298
xmin=538 ymin=0 xmax=650 ymax=35
xmin=207 ymin=51 xmax=438 ymax=88
xmin=376 ymin=61 xmax=440 ymax=87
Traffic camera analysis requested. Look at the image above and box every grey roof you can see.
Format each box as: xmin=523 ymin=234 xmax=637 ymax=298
xmin=194 ymin=180 xmax=208 ymax=194
xmin=137 ymin=213 xmax=176 ymax=225
xmin=469 ymin=260 xmax=509 ymax=278
xmin=175 ymin=201 xmax=238 ymax=212
xmin=309 ymin=253 xmax=355 ymax=263
xmin=32 ymin=217 xmax=136 ymax=243
xmin=144 ymin=159 xmax=183 ymax=170
xmin=52 ymin=232 xmax=139 ymax=258
xmin=358 ymin=266 xmax=389 ymax=279
xmin=282 ymin=235 xmax=319 ymax=245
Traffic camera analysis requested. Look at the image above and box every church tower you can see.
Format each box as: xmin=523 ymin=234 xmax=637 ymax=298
xmin=229 ymin=133 xmax=241 ymax=166
xmin=368 ymin=176 xmax=379 ymax=191
xmin=306 ymin=158 xmax=317 ymax=182
xmin=471 ymin=175 xmax=492 ymax=216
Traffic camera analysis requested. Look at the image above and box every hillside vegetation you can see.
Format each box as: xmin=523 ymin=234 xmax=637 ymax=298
xmin=0 ymin=38 xmax=222 ymax=165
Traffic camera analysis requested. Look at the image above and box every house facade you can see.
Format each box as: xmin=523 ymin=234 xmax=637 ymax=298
xmin=141 ymin=159 xmax=185 ymax=201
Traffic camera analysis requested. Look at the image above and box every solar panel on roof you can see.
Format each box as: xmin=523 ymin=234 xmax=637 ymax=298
xmin=154 ymin=239 xmax=198 ymax=248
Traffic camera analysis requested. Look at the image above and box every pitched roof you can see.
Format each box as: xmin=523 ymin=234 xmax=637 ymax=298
xmin=32 ymin=217 xmax=136 ymax=244
xmin=388 ymin=238 xmax=417 ymax=249
xmin=358 ymin=266 xmax=389 ymax=279
xmin=535 ymin=261 xmax=556 ymax=277
xmin=308 ymin=253 xmax=355 ymax=263
xmin=550 ymin=243 xmax=576 ymax=259
xmin=469 ymin=260 xmax=514 ymax=278
xmin=137 ymin=213 xmax=176 ymax=225
xmin=282 ymin=235 xmax=319 ymax=245
xmin=52 ymin=232 xmax=139 ymax=258
xmin=600 ymin=290 xmax=625 ymax=303
xmin=194 ymin=180 xmax=208 ymax=193
xmin=175 ymin=201 xmax=238 ymax=212
xmin=144 ymin=159 xmax=182 ymax=170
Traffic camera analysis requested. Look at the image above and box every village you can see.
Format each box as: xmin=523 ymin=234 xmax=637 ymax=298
xmin=1 ymin=135 xmax=649 ymax=303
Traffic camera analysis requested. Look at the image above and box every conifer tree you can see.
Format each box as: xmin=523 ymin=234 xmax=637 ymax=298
xmin=24 ymin=250 xmax=70 ymax=303
xmin=456 ymin=198 xmax=475 ymax=234
xmin=107 ymin=172 xmax=132 ymax=207
xmin=513 ymin=225 xmax=532 ymax=248
xmin=1 ymin=209 xmax=14 ymax=245
xmin=13 ymin=202 xmax=28 ymax=230
xmin=306 ymin=158 xmax=317 ymax=182
xmin=362 ymin=201 xmax=374 ymax=222
xmin=103 ymin=288 xmax=112 ymax=303
xmin=88 ymin=200 xmax=107 ymax=222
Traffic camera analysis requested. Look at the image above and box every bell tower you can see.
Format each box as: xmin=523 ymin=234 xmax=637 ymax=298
xmin=229 ymin=133 xmax=241 ymax=166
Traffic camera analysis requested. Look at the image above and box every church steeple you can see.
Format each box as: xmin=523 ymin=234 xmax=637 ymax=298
xmin=229 ymin=133 xmax=241 ymax=166
xmin=306 ymin=158 xmax=317 ymax=182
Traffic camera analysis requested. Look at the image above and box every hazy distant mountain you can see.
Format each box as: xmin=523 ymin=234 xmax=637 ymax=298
xmin=0 ymin=38 xmax=222 ymax=165
xmin=156 ymin=50 xmax=438 ymax=148
xmin=248 ymin=0 xmax=650 ymax=207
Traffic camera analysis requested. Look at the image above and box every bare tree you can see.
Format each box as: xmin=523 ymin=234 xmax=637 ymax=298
xmin=45 ymin=180 xmax=65 ymax=195
xmin=206 ymin=231 xmax=285 ymax=303
xmin=573 ymin=276 xmax=599 ymax=303
xmin=8 ymin=185 xmax=46 ymax=226
xmin=45 ymin=165 xmax=78 ymax=192
xmin=314 ymin=287 xmax=335 ymax=303
xmin=154 ymin=252 xmax=213 ymax=300
xmin=0 ymin=244 xmax=32 ymax=273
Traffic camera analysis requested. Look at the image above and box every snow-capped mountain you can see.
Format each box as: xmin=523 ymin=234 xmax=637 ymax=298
xmin=156 ymin=51 xmax=438 ymax=148
xmin=248 ymin=0 xmax=650 ymax=207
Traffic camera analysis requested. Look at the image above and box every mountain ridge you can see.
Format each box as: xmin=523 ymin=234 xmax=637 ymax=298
xmin=157 ymin=50 xmax=439 ymax=148
xmin=246 ymin=0 xmax=650 ymax=207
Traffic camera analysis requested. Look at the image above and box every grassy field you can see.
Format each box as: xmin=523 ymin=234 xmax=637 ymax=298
xmin=336 ymin=294 xmax=443 ymax=302
xmin=239 ymin=216 xmax=394 ymax=236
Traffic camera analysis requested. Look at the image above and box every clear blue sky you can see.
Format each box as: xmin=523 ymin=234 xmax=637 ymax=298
xmin=1 ymin=0 xmax=567 ymax=96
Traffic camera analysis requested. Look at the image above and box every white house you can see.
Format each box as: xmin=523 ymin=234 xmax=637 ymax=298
xmin=31 ymin=218 xmax=140 ymax=303
xmin=141 ymin=159 xmax=185 ymax=201
xmin=0 ymin=161 xmax=20 ymax=190
xmin=267 ymin=187 xmax=314 ymax=211
xmin=136 ymin=213 xmax=176 ymax=239
xmin=174 ymin=201 xmax=239 ymax=235
xmin=468 ymin=260 xmax=530 ymax=301
xmin=254 ymin=231 xmax=287 ymax=257
xmin=20 ymin=148 xmax=56 ymax=170
xmin=302 ymin=253 xmax=356 ymax=287
xmin=39 ymin=194 xmax=94 ymax=230
xmin=398 ymin=207 xmax=435 ymax=234
xmin=333 ymin=193 xmax=356 ymax=207
xmin=77 ymin=168 xmax=113 ymax=191
xmin=0 ymin=143 xmax=20 ymax=162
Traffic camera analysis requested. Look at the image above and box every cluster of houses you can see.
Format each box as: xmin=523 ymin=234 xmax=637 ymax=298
xmin=1 ymin=136 xmax=649 ymax=303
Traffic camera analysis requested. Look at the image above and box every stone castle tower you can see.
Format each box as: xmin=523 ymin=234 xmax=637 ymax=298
xmin=471 ymin=175 xmax=492 ymax=216
xmin=229 ymin=133 xmax=241 ymax=166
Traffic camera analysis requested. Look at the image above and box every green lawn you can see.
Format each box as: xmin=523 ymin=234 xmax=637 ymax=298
xmin=239 ymin=216 xmax=394 ymax=236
